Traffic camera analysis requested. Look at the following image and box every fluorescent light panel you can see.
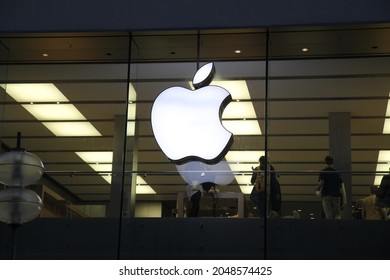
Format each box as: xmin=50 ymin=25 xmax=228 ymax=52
xmin=75 ymin=151 xmax=155 ymax=194
xmin=225 ymin=151 xmax=264 ymax=194
xmin=127 ymin=121 xmax=136 ymax=136
xmin=378 ymin=94 xmax=390 ymax=184
xmin=222 ymin=120 xmax=261 ymax=135
xmin=375 ymin=150 xmax=390 ymax=185
xmin=76 ymin=151 xmax=113 ymax=163
xmin=188 ymin=80 xmax=262 ymax=135
xmin=211 ymin=80 xmax=250 ymax=100
xmin=3 ymin=83 xmax=102 ymax=137
xmin=23 ymin=104 xmax=86 ymax=120
xmin=126 ymin=84 xmax=138 ymax=136
xmin=43 ymin=122 xmax=101 ymax=136
xmin=136 ymin=176 xmax=156 ymax=194
xmin=239 ymin=185 xmax=254 ymax=194
xmin=222 ymin=101 xmax=257 ymax=118
xmin=218 ymin=81 xmax=261 ymax=135
xmin=225 ymin=151 xmax=264 ymax=163
xmin=3 ymin=83 xmax=68 ymax=102
xmin=383 ymin=92 xmax=390 ymax=133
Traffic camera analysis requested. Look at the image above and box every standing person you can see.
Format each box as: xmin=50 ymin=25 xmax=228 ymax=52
xmin=186 ymin=181 xmax=217 ymax=217
xmin=316 ymin=155 xmax=346 ymax=219
xmin=361 ymin=185 xmax=387 ymax=220
xmin=352 ymin=199 xmax=363 ymax=219
xmin=250 ymin=156 xmax=282 ymax=217
xmin=186 ymin=181 xmax=203 ymax=217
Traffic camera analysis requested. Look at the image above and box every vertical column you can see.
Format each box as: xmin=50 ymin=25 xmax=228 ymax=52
xmin=176 ymin=192 xmax=185 ymax=217
xmin=125 ymin=122 xmax=138 ymax=218
xmin=329 ymin=112 xmax=352 ymax=219
xmin=107 ymin=115 xmax=127 ymax=218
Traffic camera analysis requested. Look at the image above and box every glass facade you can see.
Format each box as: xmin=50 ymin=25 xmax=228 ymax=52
xmin=1 ymin=24 xmax=390 ymax=258
xmin=1 ymin=26 xmax=390 ymax=219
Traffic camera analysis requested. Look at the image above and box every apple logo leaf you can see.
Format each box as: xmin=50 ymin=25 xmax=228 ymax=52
xmin=192 ymin=62 xmax=215 ymax=89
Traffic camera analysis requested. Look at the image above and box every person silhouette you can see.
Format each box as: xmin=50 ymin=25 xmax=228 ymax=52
xmin=250 ymin=156 xmax=282 ymax=217
xmin=316 ymin=155 xmax=346 ymax=219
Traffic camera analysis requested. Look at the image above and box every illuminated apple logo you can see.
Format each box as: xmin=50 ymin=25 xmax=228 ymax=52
xmin=151 ymin=62 xmax=233 ymax=164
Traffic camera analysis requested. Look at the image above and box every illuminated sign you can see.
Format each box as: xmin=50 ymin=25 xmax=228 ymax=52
xmin=151 ymin=63 xmax=233 ymax=164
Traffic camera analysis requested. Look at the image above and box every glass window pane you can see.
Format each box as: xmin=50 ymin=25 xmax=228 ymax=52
xmin=0 ymin=33 xmax=130 ymax=220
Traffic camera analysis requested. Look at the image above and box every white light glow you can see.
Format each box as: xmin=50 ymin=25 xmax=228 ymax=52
xmin=239 ymin=185 xmax=253 ymax=194
xmin=374 ymin=150 xmax=390 ymax=185
xmin=225 ymin=151 xmax=264 ymax=193
xmin=215 ymin=81 xmax=261 ymax=135
xmin=211 ymin=80 xmax=250 ymax=100
xmin=126 ymin=84 xmax=138 ymax=136
xmin=151 ymin=85 xmax=232 ymax=163
xmin=235 ymin=175 xmax=253 ymax=185
xmin=75 ymin=151 xmax=155 ymax=193
xmin=382 ymin=92 xmax=390 ymax=133
xmin=225 ymin=151 xmax=265 ymax=163
xmin=87 ymin=163 xmax=113 ymax=184
xmin=136 ymin=176 xmax=156 ymax=194
xmin=374 ymin=163 xmax=388 ymax=186
xmin=2 ymin=83 xmax=103 ymax=137
xmin=129 ymin=83 xmax=137 ymax=102
xmin=378 ymin=150 xmax=390 ymax=162
xmin=127 ymin=103 xmax=137 ymax=120
xmin=176 ymin=160 xmax=234 ymax=186
xmin=136 ymin=184 xmax=156 ymax=194
xmin=377 ymin=93 xmax=390 ymax=185
xmin=76 ymin=152 xmax=113 ymax=163
xmin=23 ymin=104 xmax=86 ymax=120
xmin=222 ymin=120 xmax=262 ymax=135
xmin=127 ymin=121 xmax=136 ymax=136
xmin=228 ymin=163 xmax=256 ymax=172
xmin=383 ymin=119 xmax=390 ymax=133
xmin=43 ymin=122 xmax=101 ymax=136
xmin=2 ymin=83 xmax=68 ymax=102
xmin=222 ymin=101 xmax=257 ymax=118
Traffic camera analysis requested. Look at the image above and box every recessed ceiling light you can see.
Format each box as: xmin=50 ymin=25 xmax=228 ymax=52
xmin=234 ymin=49 xmax=241 ymax=54
xmin=302 ymin=48 xmax=309 ymax=52
xmin=42 ymin=53 xmax=49 ymax=57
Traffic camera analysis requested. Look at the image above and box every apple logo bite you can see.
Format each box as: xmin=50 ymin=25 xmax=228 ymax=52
xmin=151 ymin=62 xmax=234 ymax=164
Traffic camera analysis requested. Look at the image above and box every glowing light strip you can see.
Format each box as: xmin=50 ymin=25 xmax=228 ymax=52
xmin=188 ymin=80 xmax=262 ymax=135
xmin=376 ymin=92 xmax=390 ymax=185
xmin=75 ymin=151 xmax=155 ymax=194
xmin=1 ymin=83 xmax=102 ymax=137
xmin=1 ymin=83 xmax=140 ymax=187
xmin=127 ymin=83 xmax=137 ymax=136
xmin=374 ymin=150 xmax=390 ymax=186
xmin=225 ymin=151 xmax=265 ymax=194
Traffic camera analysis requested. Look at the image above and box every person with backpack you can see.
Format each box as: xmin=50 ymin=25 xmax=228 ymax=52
xmin=361 ymin=185 xmax=387 ymax=220
xmin=376 ymin=172 xmax=390 ymax=208
xmin=316 ymin=155 xmax=346 ymax=219
xmin=250 ymin=156 xmax=282 ymax=217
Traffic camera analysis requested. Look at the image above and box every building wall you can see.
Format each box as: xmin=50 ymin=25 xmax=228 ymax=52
xmin=1 ymin=218 xmax=390 ymax=259
xmin=1 ymin=0 xmax=390 ymax=33
xmin=1 ymin=1 xmax=390 ymax=260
